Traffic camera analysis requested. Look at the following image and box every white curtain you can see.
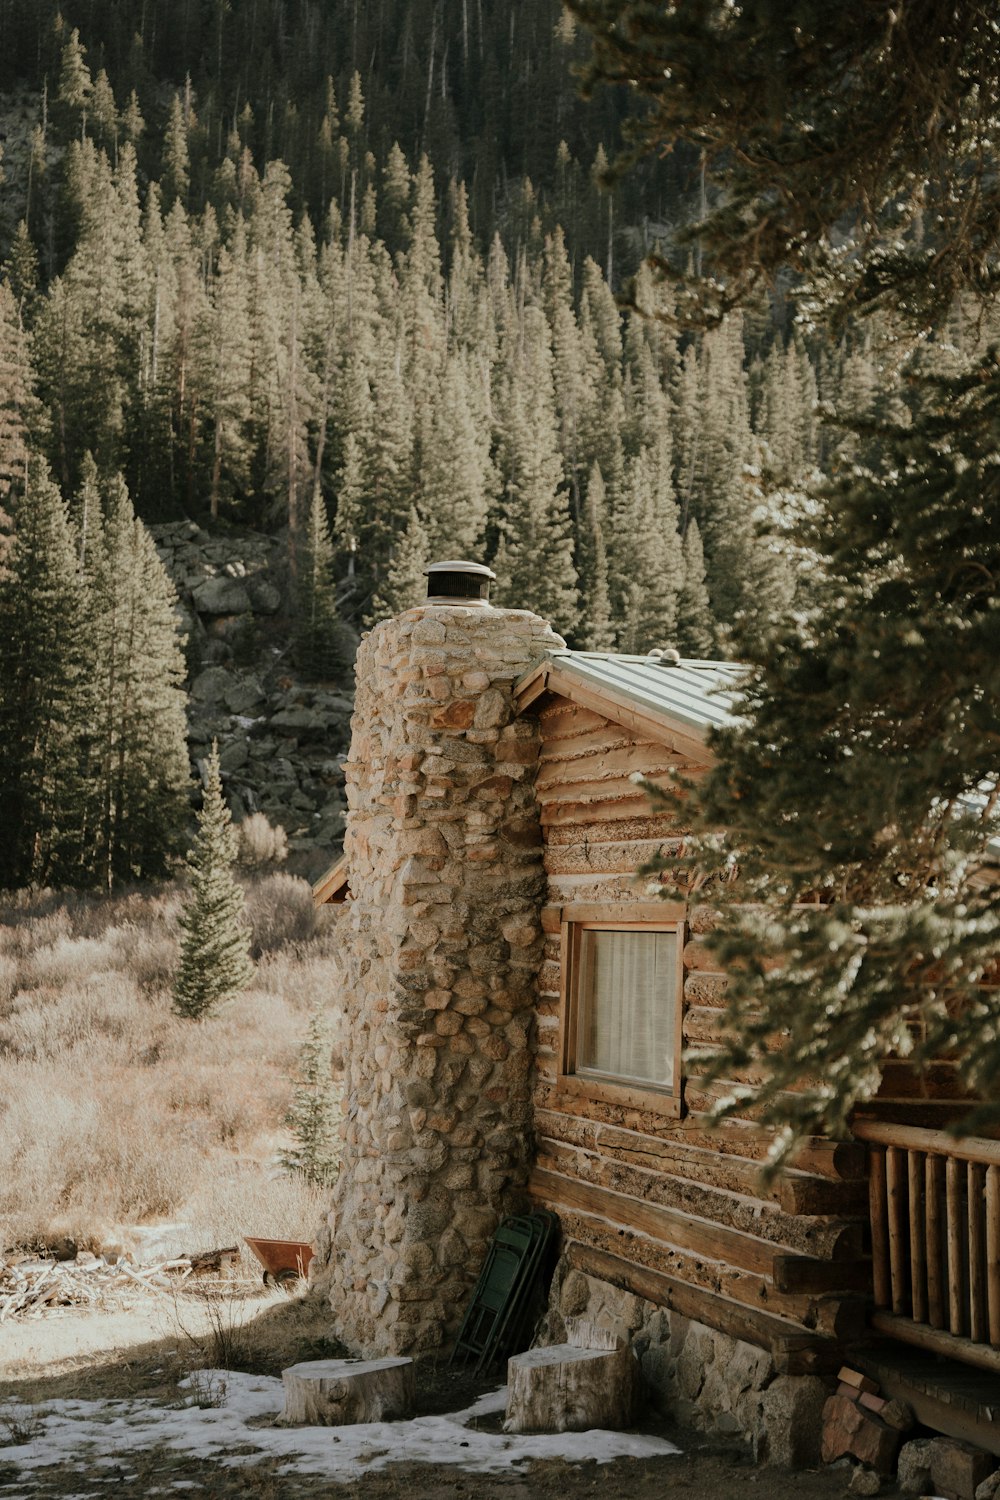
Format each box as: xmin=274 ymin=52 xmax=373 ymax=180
xmin=576 ymin=929 xmax=676 ymax=1088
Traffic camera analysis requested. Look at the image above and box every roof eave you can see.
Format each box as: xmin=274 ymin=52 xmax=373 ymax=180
xmin=513 ymin=654 xmax=717 ymax=764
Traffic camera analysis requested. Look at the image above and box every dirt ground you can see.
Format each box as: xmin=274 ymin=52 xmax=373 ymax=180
xmin=0 ymin=1295 xmax=862 ymax=1500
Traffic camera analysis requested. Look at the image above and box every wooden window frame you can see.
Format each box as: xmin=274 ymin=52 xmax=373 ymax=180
xmin=557 ymin=901 xmax=686 ymax=1118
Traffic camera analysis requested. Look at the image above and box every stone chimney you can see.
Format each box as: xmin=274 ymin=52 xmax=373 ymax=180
xmin=312 ymin=589 xmax=564 ymax=1356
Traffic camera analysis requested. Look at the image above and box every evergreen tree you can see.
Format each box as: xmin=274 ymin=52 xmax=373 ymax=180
xmin=570 ymin=0 xmax=1000 ymax=1151
xmin=493 ymin=304 xmax=578 ymax=633
xmin=0 ymin=278 xmax=34 ymax=517
xmin=280 ymin=1004 xmax=341 ymax=1187
xmin=85 ymin=470 xmax=189 ymax=887
xmin=173 ymin=743 xmax=254 ymax=1020
xmin=0 ymin=459 xmax=90 ymax=887
xmin=371 ymin=505 xmax=429 ymax=620
xmin=578 ymin=463 xmax=615 ymax=650
xmin=161 ymin=91 xmax=191 ymax=209
xmin=295 ymin=487 xmax=348 ymax=679
xmin=674 ymin=357 xmax=1000 ymax=1149
xmin=676 ymin=519 xmax=715 ymax=657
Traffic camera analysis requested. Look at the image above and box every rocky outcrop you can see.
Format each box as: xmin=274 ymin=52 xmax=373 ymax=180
xmin=151 ymin=521 xmax=356 ymax=868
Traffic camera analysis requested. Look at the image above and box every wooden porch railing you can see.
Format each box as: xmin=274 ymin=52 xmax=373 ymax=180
xmin=853 ymin=1120 xmax=1000 ymax=1374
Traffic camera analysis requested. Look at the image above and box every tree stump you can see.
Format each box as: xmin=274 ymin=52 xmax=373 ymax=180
xmin=281 ymin=1357 xmax=415 ymax=1426
xmin=503 ymin=1319 xmax=639 ymax=1434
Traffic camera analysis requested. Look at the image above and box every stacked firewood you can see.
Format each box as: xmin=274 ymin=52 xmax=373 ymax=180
xmin=0 ymin=1246 xmax=243 ymax=1321
xmin=821 ymin=1365 xmax=914 ymax=1473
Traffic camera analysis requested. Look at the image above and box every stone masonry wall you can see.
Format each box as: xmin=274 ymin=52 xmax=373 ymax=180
xmin=543 ymin=1262 xmax=830 ymax=1468
xmin=311 ymin=602 xmax=564 ymax=1355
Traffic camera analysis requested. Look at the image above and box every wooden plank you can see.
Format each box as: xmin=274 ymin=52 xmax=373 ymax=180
xmin=771 ymin=1256 xmax=872 ymax=1295
xmin=543 ymin=838 xmax=686 ymax=878
xmin=987 ymin=1163 xmax=1000 ymax=1347
xmin=545 ymin=815 xmax=687 ymax=846
xmin=859 ymin=1347 xmax=1000 ymax=1457
xmin=969 ymin=1161 xmax=987 ymax=1344
xmin=869 ymin=1146 xmax=891 ymax=1310
xmin=909 ymin=1150 xmax=928 ymax=1325
xmin=538 ymin=722 xmax=636 ymax=760
xmin=947 ymin=1155 xmax=965 ymax=1336
xmin=550 ymin=1074 xmax=682 ymax=1119
xmin=534 ymin=1138 xmax=855 ymax=1259
xmin=540 ymin=794 xmax=677 ymax=828
xmin=533 ymin=1107 xmax=865 ymax=1215
xmin=522 ymin=665 xmax=712 ymax=762
xmin=682 ymin=938 xmax=726 ymax=973
xmin=875 ymin=1061 xmax=975 ymax=1101
xmin=886 ymin=1147 xmax=908 ymax=1315
xmin=535 ymin=700 xmax=609 ymax=739
xmin=540 ymin=904 xmax=563 ymax=934
xmin=534 ymin=743 xmax=687 ymax=791
xmin=536 ymin=772 xmax=682 ymax=808
xmin=870 ymin=1309 xmax=1000 ymax=1377
xmin=853 ymin=1119 xmax=1000 ymax=1169
xmin=557 ymin=901 xmax=686 ymax=924
xmin=926 ymin=1152 xmax=946 ymax=1330
xmin=564 ymin=1241 xmax=840 ymax=1373
xmin=683 ymin=971 xmax=729 ymax=1008
xmin=547 ymin=1202 xmax=842 ymax=1333
xmin=533 ymin=1094 xmax=864 ymax=1180
xmin=530 ymin=1166 xmax=790 ymax=1278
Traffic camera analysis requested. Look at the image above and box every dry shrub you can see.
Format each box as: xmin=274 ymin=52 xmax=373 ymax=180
xmin=0 ymin=975 xmax=168 ymax=1062
xmin=244 ymin=873 xmax=317 ymax=957
xmin=104 ymin=922 xmax=179 ymax=989
xmin=0 ymin=882 xmax=342 ymax=1256
xmin=237 ymin=813 xmax=289 ymax=871
xmin=0 ymin=954 xmax=19 ymax=1012
xmin=0 ymin=1060 xmax=203 ymax=1247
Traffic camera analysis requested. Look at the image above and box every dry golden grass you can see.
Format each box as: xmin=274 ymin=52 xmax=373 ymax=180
xmin=0 ymin=879 xmax=341 ymax=1259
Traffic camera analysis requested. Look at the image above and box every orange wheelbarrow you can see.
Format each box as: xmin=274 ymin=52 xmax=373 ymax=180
xmin=244 ymin=1236 xmax=315 ymax=1288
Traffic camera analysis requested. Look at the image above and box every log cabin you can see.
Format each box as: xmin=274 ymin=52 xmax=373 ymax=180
xmin=310 ymin=564 xmax=1000 ymax=1462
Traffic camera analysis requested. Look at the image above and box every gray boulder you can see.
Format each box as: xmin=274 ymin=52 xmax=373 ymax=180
xmin=245 ymin=576 xmax=282 ymax=614
xmin=191 ymin=575 xmax=252 ymax=614
xmin=191 ymin=666 xmax=235 ymax=705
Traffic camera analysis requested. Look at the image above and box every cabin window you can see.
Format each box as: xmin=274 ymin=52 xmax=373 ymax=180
xmin=559 ymin=906 xmax=685 ymax=1114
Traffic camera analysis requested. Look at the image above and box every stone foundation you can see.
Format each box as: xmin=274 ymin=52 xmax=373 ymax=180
xmin=544 ymin=1260 xmax=830 ymax=1467
xmin=311 ymin=603 xmax=564 ymax=1356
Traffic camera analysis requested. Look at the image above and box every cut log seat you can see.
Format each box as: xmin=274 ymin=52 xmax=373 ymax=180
xmin=503 ymin=1319 xmax=638 ymax=1434
xmin=281 ymin=1356 xmax=415 ymax=1425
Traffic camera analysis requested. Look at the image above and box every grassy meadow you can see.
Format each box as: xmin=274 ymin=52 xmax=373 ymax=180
xmin=0 ymin=874 xmax=341 ymax=1273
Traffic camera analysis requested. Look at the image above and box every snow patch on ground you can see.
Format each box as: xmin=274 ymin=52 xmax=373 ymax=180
xmin=1 ymin=1374 xmax=680 ymax=1480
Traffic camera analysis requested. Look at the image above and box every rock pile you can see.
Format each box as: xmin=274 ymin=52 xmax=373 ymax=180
xmin=151 ymin=522 xmax=356 ymax=866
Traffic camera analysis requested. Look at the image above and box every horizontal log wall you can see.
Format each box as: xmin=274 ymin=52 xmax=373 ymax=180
xmin=527 ymin=692 xmax=868 ymax=1364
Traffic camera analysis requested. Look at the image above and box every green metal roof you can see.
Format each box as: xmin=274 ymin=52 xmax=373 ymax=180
xmin=523 ymin=651 xmax=745 ymax=738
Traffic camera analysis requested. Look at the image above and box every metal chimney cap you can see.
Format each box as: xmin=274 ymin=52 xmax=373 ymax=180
xmin=423 ymin=559 xmax=496 ymax=607
xmin=424 ymin=560 xmax=497 ymax=581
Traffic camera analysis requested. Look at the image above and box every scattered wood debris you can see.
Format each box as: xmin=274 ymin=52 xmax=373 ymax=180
xmin=0 ymin=1246 xmax=249 ymax=1321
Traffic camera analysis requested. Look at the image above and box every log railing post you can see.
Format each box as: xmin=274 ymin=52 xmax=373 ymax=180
xmin=887 ymin=1146 xmax=909 ymax=1315
xmin=854 ymin=1119 xmax=1000 ymax=1364
xmin=969 ymin=1162 xmax=987 ymax=1344
xmin=908 ymin=1150 xmax=927 ymax=1325
xmin=946 ymin=1155 xmax=965 ymax=1337
xmin=926 ymin=1153 xmax=945 ymax=1330
xmin=869 ymin=1146 xmax=891 ymax=1310
xmin=987 ymin=1164 xmax=1000 ymax=1348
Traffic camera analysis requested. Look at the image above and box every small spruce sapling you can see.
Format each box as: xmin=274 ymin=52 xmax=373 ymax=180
xmin=280 ymin=1005 xmax=341 ymax=1186
xmin=173 ymin=744 xmax=254 ymax=1019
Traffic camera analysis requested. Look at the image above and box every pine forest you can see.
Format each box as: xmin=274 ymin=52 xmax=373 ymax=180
xmin=5 ymin=5 xmax=990 ymax=900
